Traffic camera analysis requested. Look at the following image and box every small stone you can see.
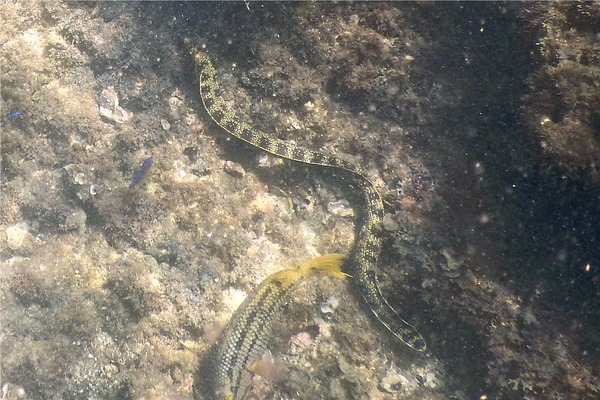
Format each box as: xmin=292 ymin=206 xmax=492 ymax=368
xmin=1 ymin=382 xmax=26 ymax=399
xmin=74 ymin=172 xmax=85 ymax=185
xmin=320 ymin=296 xmax=340 ymax=314
xmin=380 ymin=372 xmax=404 ymax=393
xmin=289 ymin=331 xmax=314 ymax=355
xmin=327 ymin=200 xmax=353 ymax=217
xmin=102 ymin=363 xmax=119 ymax=377
xmin=64 ymin=208 xmax=87 ymax=233
xmin=337 ymin=355 xmax=353 ymax=374
xmin=6 ymin=226 xmax=28 ymax=250
xmin=382 ymin=213 xmax=399 ymax=231
xmin=98 ymin=87 xmax=132 ymax=124
xmin=440 ymin=249 xmax=462 ymax=278
xmin=256 ymin=153 xmax=283 ymax=168
xmin=224 ymin=160 xmax=246 ymax=177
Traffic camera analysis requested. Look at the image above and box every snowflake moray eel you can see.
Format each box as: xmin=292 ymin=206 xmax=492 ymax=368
xmin=187 ymin=43 xmax=426 ymax=398
xmin=213 ymin=254 xmax=348 ymax=400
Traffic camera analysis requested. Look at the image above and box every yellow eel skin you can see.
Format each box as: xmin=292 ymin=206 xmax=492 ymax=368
xmin=187 ymin=44 xmax=426 ymax=353
xmin=213 ymin=254 xmax=349 ymax=400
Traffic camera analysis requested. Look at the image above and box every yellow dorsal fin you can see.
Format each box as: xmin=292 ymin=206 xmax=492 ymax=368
xmin=267 ymin=254 xmax=349 ymax=288
xmin=297 ymin=253 xmax=350 ymax=280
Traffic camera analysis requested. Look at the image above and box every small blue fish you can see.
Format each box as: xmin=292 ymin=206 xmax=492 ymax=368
xmin=7 ymin=111 xmax=22 ymax=120
xmin=128 ymin=157 xmax=153 ymax=189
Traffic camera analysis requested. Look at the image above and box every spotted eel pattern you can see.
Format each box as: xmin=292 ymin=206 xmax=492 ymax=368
xmin=214 ymin=254 xmax=348 ymax=400
xmin=188 ymin=44 xmax=426 ymax=350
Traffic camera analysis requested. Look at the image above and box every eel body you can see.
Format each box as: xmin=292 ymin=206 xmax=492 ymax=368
xmin=214 ymin=254 xmax=348 ymax=400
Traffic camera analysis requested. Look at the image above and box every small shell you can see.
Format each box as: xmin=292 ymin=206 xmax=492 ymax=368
xmin=98 ymin=86 xmax=132 ymax=124
xmin=288 ymin=331 xmax=314 ymax=355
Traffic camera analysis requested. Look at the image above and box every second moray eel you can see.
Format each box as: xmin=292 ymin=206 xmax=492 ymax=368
xmin=187 ymin=44 xmax=426 ymax=352
xmin=213 ymin=254 xmax=349 ymax=400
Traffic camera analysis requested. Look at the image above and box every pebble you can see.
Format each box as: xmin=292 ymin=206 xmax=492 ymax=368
xmin=337 ymin=355 xmax=353 ymax=374
xmin=6 ymin=226 xmax=28 ymax=250
xmin=98 ymin=86 xmax=132 ymax=124
xmin=74 ymin=172 xmax=86 ymax=185
xmin=380 ymin=372 xmax=405 ymax=393
xmin=288 ymin=331 xmax=313 ymax=355
xmin=327 ymin=200 xmax=353 ymax=217
xmin=64 ymin=208 xmax=87 ymax=233
xmin=224 ymin=160 xmax=245 ymax=177
xmin=320 ymin=296 xmax=340 ymax=314
xmin=1 ymin=382 xmax=26 ymax=399
xmin=382 ymin=213 xmax=399 ymax=231
xmin=440 ymin=249 xmax=462 ymax=278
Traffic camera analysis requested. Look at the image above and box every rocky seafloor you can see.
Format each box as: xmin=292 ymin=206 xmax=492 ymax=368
xmin=1 ymin=2 xmax=599 ymax=399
